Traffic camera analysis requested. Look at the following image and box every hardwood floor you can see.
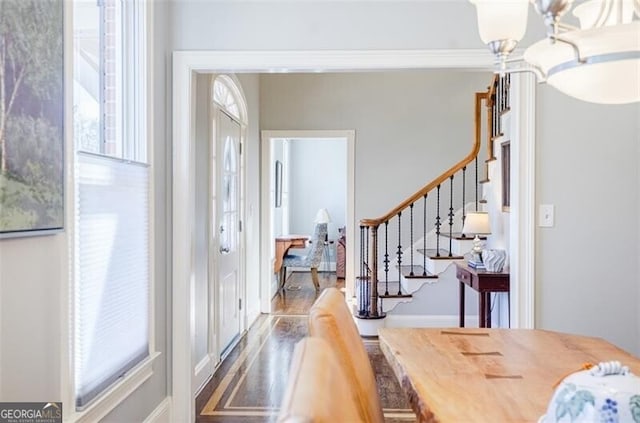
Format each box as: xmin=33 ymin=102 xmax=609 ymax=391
xmin=196 ymin=271 xmax=416 ymax=423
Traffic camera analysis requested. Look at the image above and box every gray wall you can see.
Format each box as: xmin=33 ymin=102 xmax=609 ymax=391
xmin=260 ymin=71 xmax=490 ymax=316
xmin=194 ymin=74 xmax=210 ymax=366
xmin=260 ymin=71 xmax=490 ymax=230
xmin=0 ymin=236 xmax=64 ymax=401
xmin=535 ymin=86 xmax=640 ymax=355
xmin=169 ymin=0 xmax=547 ymax=51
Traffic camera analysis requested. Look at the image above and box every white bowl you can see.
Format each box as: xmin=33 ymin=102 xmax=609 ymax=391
xmin=540 ymin=361 xmax=640 ymax=423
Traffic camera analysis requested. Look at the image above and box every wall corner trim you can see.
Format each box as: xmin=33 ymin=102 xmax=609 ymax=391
xmin=143 ymin=397 xmax=172 ymax=423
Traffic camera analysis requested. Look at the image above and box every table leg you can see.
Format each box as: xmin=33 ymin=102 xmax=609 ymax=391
xmin=479 ymin=292 xmax=486 ymax=328
xmin=279 ymin=267 xmax=287 ymax=291
xmin=485 ymin=293 xmax=492 ymax=328
xmin=459 ymin=281 xmax=465 ymax=327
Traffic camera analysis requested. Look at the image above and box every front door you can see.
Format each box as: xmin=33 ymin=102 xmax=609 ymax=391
xmin=216 ymin=109 xmax=242 ymax=354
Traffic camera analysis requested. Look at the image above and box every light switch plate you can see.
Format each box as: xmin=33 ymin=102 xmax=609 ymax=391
xmin=539 ymin=204 xmax=554 ymax=227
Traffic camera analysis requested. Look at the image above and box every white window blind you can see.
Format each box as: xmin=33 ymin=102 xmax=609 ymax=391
xmin=74 ymin=152 xmax=149 ymax=408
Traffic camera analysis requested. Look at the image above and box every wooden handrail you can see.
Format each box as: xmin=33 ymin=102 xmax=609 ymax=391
xmin=361 ymin=89 xmax=490 ymax=228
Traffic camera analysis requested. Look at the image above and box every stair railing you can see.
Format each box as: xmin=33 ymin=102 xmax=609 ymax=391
xmin=356 ymin=74 xmax=509 ymax=320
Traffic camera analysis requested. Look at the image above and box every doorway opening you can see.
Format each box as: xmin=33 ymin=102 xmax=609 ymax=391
xmin=172 ymin=50 xmax=536 ymax=422
xmin=261 ymin=130 xmax=356 ymax=313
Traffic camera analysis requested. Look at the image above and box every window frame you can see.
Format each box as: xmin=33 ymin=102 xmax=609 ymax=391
xmin=62 ymin=1 xmax=157 ymax=421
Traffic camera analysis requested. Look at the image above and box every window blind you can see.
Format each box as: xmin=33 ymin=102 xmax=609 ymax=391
xmin=74 ymin=152 xmax=149 ymax=408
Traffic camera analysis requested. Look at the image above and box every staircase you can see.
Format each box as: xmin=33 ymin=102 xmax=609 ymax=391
xmin=354 ymin=74 xmax=511 ymax=336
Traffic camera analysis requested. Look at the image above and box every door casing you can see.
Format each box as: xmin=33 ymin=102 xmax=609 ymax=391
xmin=171 ymin=50 xmax=536 ymax=423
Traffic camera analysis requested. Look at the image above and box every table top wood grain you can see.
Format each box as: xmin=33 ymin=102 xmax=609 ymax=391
xmin=378 ymin=328 xmax=640 ymax=423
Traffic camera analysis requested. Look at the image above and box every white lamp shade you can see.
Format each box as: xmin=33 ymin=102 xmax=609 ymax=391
xmin=462 ymin=211 xmax=491 ymax=235
xmin=470 ymin=0 xmax=529 ymax=44
xmin=524 ymin=22 xmax=640 ymax=104
xmin=314 ymin=208 xmax=332 ymax=224
xmin=573 ymin=0 xmax=635 ymax=29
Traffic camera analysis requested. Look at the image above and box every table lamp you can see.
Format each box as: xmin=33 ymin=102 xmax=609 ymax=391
xmin=462 ymin=211 xmax=491 ymax=268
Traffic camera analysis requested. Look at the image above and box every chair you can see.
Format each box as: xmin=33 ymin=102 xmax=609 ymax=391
xmin=308 ymin=288 xmax=385 ymax=423
xmin=277 ymin=337 xmax=364 ymax=423
xmin=280 ymin=223 xmax=327 ymax=291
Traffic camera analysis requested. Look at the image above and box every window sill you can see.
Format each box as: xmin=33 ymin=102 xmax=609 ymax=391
xmin=67 ymin=351 xmax=161 ymax=423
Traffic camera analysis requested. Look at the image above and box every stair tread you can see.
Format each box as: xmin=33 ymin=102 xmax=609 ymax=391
xmin=396 ymin=265 xmax=438 ymax=279
xmin=379 ymin=293 xmax=412 ymax=299
xmin=377 ymin=281 xmax=411 ymax=298
xmin=440 ymin=232 xmax=487 ymax=240
xmin=416 ymin=248 xmax=465 ymax=260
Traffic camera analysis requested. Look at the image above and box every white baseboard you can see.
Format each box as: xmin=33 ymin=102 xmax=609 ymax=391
xmin=143 ymin=397 xmax=171 ymax=423
xmin=386 ymin=314 xmax=480 ymax=328
xmin=286 ymin=265 xmax=336 ymax=272
xmin=247 ymin=308 xmax=261 ymax=328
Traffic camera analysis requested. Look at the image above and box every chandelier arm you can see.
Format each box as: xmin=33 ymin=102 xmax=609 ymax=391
xmin=556 ymin=22 xmax=579 ymax=32
xmin=550 ymin=35 xmax=586 ymax=63
xmin=502 ymin=55 xmax=526 ymax=64
xmin=493 ymin=65 xmax=547 ymax=82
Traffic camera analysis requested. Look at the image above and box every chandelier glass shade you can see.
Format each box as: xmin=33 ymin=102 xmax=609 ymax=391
xmin=470 ymin=0 xmax=529 ymax=44
xmin=470 ymin=0 xmax=640 ymax=104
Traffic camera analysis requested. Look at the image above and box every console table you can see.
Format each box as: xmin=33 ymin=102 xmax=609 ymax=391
xmin=455 ymin=262 xmax=509 ymax=328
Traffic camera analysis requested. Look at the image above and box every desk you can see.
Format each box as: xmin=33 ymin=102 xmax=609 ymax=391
xmin=274 ymin=235 xmax=308 ymax=274
xmin=379 ymin=328 xmax=640 ymax=423
xmin=456 ymin=262 xmax=509 ymax=328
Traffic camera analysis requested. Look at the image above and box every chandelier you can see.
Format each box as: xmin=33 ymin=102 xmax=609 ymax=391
xmin=469 ymin=0 xmax=640 ymax=104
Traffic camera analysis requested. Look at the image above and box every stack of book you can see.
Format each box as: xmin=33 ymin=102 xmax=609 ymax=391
xmin=468 ymin=259 xmax=485 ymax=269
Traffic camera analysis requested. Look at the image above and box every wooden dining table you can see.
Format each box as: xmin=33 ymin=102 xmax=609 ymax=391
xmin=378 ymin=328 xmax=640 ymax=423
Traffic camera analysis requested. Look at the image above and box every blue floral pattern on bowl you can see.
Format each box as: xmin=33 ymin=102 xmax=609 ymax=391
xmin=599 ymin=398 xmax=618 ymax=423
xmin=553 ymin=383 xmax=595 ymax=421
xmin=630 ymin=395 xmax=640 ymax=423
xmin=540 ymin=362 xmax=640 ymax=423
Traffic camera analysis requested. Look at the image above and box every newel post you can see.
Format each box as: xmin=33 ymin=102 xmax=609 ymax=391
xmin=369 ymin=225 xmax=379 ymax=317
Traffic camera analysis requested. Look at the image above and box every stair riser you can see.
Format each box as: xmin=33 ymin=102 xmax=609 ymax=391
xmin=425 ymin=257 xmax=465 ymax=275
xmin=450 ymin=238 xmax=475 ymax=256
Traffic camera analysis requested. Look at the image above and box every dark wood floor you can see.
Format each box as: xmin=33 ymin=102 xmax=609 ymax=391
xmin=196 ymin=271 xmax=416 ymax=423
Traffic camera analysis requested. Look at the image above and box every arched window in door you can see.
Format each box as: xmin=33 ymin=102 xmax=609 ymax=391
xmin=212 ymin=75 xmax=246 ymax=123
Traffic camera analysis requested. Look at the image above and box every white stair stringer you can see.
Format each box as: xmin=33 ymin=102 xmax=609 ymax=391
xmin=424 ymin=255 xmax=465 ymax=275
xmin=400 ymin=275 xmax=438 ymax=295
xmin=380 ymin=295 xmax=413 ymax=313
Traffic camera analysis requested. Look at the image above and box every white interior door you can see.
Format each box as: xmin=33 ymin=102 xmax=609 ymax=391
xmin=216 ymin=110 xmax=242 ymax=355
